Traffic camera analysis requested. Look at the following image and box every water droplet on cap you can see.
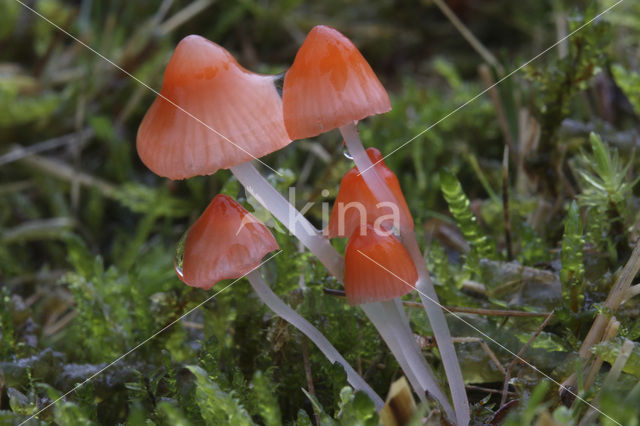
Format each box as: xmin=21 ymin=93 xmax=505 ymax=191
xmin=174 ymin=228 xmax=188 ymax=278
xmin=343 ymin=146 xmax=353 ymax=160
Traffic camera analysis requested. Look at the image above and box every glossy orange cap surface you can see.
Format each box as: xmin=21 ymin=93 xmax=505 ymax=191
xmin=326 ymin=148 xmax=413 ymax=238
xmin=179 ymin=194 xmax=279 ymax=289
xmin=344 ymin=224 xmax=416 ymax=305
xmin=283 ymin=25 xmax=391 ymax=140
xmin=137 ymin=35 xmax=291 ymax=180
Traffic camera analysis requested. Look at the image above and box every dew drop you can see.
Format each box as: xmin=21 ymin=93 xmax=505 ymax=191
xmin=390 ymin=226 xmax=401 ymax=239
xmin=343 ymin=144 xmax=353 ymax=160
xmin=174 ymin=229 xmax=188 ymax=278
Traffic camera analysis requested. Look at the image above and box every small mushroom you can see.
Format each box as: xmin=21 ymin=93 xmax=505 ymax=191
xmin=282 ymin=25 xmax=390 ymax=140
xmin=282 ymin=25 xmax=407 ymax=229
xmin=178 ymin=193 xmax=279 ymax=288
xmin=326 ymin=163 xmax=454 ymax=419
xmin=344 ymin=224 xmax=416 ymax=305
xmin=137 ymin=35 xmax=290 ymax=180
xmin=284 ymin=27 xmax=469 ymax=424
xmin=179 ymin=194 xmax=384 ymax=408
xmin=282 ymin=29 xmax=435 ymax=400
xmin=327 ymin=147 xmax=413 ymax=239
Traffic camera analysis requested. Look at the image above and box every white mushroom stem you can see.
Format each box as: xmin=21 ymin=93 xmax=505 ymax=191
xmin=231 ymin=161 xmax=343 ymax=278
xmin=361 ymin=301 xmax=455 ymax=420
xmin=247 ymin=269 xmax=384 ymax=409
xmin=231 ymin=160 xmax=441 ymax=408
xmin=340 ymin=122 xmax=470 ymax=426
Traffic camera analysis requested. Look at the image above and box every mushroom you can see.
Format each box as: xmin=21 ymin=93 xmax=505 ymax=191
xmin=344 ymin=224 xmax=416 ymax=305
xmin=137 ymin=34 xmax=343 ymax=279
xmin=178 ymin=194 xmax=384 ymax=408
xmin=283 ymin=26 xmax=468 ymax=424
xmin=326 ymin=147 xmax=412 ymax=239
xmin=282 ymin=25 xmax=391 ymax=141
xmin=178 ymin=194 xmax=279 ymax=288
xmin=284 ymin=25 xmax=457 ymax=414
xmin=282 ymin=25 xmax=411 ymax=231
xmin=328 ymin=169 xmax=454 ymax=418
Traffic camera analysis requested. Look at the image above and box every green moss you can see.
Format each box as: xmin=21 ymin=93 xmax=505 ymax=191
xmin=560 ymin=201 xmax=585 ymax=314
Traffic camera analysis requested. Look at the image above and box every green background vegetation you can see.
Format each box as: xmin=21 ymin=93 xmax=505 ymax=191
xmin=2 ymin=0 xmax=640 ymax=424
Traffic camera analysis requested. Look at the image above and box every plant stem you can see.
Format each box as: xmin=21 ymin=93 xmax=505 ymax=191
xmin=562 ymin=241 xmax=640 ymax=393
xmin=340 ymin=123 xmax=413 ymax=230
xmin=360 ymin=300 xmax=455 ymax=420
xmin=360 ymin=303 xmax=424 ymax=402
xmin=230 ymin=162 xmax=344 ymax=279
xmin=381 ymin=300 xmax=455 ymax=420
xmin=406 ymin=239 xmax=469 ymax=425
xmin=323 ymin=288 xmax=551 ymax=317
xmin=500 ymin=310 xmax=554 ymax=406
xmin=341 ymin=122 xmax=469 ymax=425
xmin=431 ymin=0 xmax=502 ymax=73
xmin=247 ymin=269 xmax=384 ymax=409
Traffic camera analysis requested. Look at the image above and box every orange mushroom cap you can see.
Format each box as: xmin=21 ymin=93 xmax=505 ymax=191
xmin=344 ymin=224 xmax=416 ymax=305
xmin=137 ymin=35 xmax=291 ymax=180
xmin=282 ymin=25 xmax=391 ymax=140
xmin=179 ymin=194 xmax=279 ymax=289
xmin=326 ymin=148 xmax=413 ymax=238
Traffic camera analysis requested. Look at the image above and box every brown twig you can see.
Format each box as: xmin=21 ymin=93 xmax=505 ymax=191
xmin=479 ymin=64 xmax=515 ymax=153
xmin=453 ymin=337 xmax=506 ymax=376
xmin=437 ymin=305 xmax=551 ymax=318
xmin=33 ymin=8 xmax=78 ymax=77
xmin=500 ymin=310 xmax=555 ymax=405
xmin=19 ymin=153 xmax=119 ymax=198
xmin=490 ymin=399 xmax=519 ymax=425
xmin=43 ymin=310 xmax=78 ymax=336
xmin=583 ymin=317 xmax=619 ymax=391
xmin=563 ymin=241 xmax=640 ymax=392
xmin=9 ymin=270 xmax=65 ymax=289
xmin=466 ymin=384 xmax=516 ymax=396
xmin=71 ymin=84 xmax=87 ymax=214
xmin=431 ymin=0 xmax=503 ymax=73
xmin=181 ymin=320 xmax=204 ymax=330
xmin=363 ymin=353 xmax=385 ymax=381
xmin=580 ymin=338 xmax=635 ymax=425
xmin=502 ymin=146 xmax=513 ymax=260
xmin=2 ymin=217 xmax=76 ymax=244
xmin=301 ymin=338 xmax=320 ymax=426
xmin=157 ymin=0 xmax=215 ymax=36
xmin=0 ymin=129 xmax=93 ymax=166
xmin=322 ymin=288 xmax=550 ymax=317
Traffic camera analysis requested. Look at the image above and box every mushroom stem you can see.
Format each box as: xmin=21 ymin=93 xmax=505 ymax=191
xmin=246 ymin=269 xmax=384 ymax=409
xmin=361 ymin=301 xmax=455 ymax=420
xmin=404 ymin=238 xmax=470 ymax=425
xmin=340 ymin=123 xmax=413 ymax=230
xmin=230 ymin=161 xmax=344 ymax=279
xmin=340 ymin=122 xmax=470 ymax=425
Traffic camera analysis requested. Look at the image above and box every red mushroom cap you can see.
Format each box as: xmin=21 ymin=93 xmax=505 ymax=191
xmin=137 ymin=35 xmax=291 ymax=180
xmin=180 ymin=194 xmax=279 ymax=289
xmin=326 ymin=148 xmax=413 ymax=238
xmin=344 ymin=224 xmax=416 ymax=305
xmin=282 ymin=25 xmax=391 ymax=140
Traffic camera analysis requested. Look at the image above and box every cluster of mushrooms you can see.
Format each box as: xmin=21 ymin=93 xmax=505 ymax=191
xmin=137 ymin=26 xmax=469 ymax=425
